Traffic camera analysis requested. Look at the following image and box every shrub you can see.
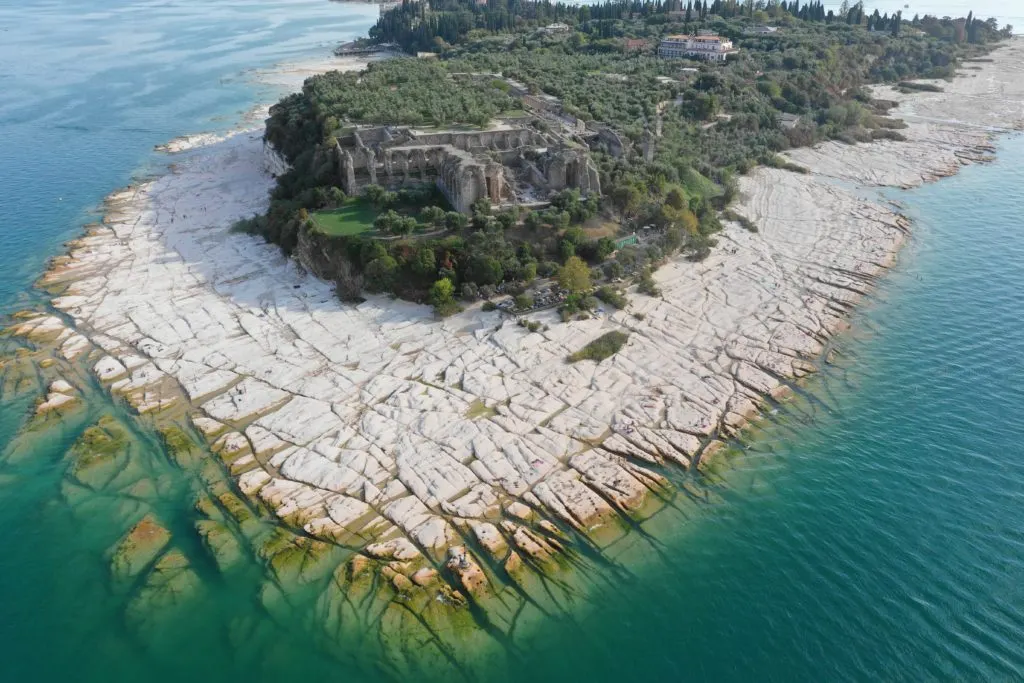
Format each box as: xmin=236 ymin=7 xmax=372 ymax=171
xmin=636 ymin=267 xmax=661 ymax=296
xmin=897 ymin=81 xmax=943 ymax=92
xmin=871 ymin=129 xmax=907 ymax=141
xmin=722 ymin=209 xmax=758 ymax=232
xmin=766 ymin=156 xmax=810 ymax=174
xmin=595 ymin=286 xmax=628 ymax=309
xmin=364 ymin=255 xmax=398 ymax=292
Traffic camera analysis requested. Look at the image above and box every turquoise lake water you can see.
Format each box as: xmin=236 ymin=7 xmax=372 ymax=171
xmin=2 ymin=1 xmax=1023 ymax=681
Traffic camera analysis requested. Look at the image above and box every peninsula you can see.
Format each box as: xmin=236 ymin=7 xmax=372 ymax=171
xmin=4 ymin=2 xmax=1022 ymax=674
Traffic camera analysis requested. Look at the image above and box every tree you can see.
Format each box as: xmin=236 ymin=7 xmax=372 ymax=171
xmin=467 ymin=255 xmax=504 ymax=285
xmin=563 ymin=227 xmax=586 ymax=246
xmin=470 ymin=197 xmax=491 ymax=216
xmin=444 ymin=211 xmax=468 ymax=230
xmin=665 ymin=187 xmax=688 ymax=211
xmin=429 ymin=277 xmax=455 ymax=306
xmin=420 ymin=205 xmax=446 ymax=226
xmin=430 ymin=277 xmax=460 ymax=316
xmin=523 ymin=211 xmax=542 ymax=231
xmin=595 ymin=237 xmax=616 ymax=260
xmin=412 ymin=246 xmax=436 ymax=276
xmin=558 ymin=256 xmax=592 ymax=293
xmin=363 ymin=184 xmax=387 ymax=208
xmin=471 ymin=212 xmax=492 ymax=231
xmin=395 ymin=217 xmax=418 ymax=235
xmin=603 ymin=260 xmax=624 ymax=279
xmin=364 ymin=255 xmax=398 ymax=292
xmin=559 ymin=239 xmax=576 ymax=262
xmin=361 ymin=240 xmax=388 ymax=266
xmin=495 ymin=211 xmax=516 ymax=231
xmin=328 ymin=187 xmax=347 ymax=207
xmin=611 ymin=184 xmax=643 ymax=215
xmin=374 ymin=209 xmax=402 ymax=234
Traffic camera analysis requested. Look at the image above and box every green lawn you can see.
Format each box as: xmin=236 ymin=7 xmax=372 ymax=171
xmin=311 ymin=201 xmax=377 ymax=236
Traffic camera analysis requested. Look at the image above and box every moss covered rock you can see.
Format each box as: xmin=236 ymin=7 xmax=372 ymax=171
xmin=196 ymin=519 xmax=243 ymax=572
xmin=68 ymin=415 xmax=131 ymax=490
xmin=110 ymin=514 xmax=171 ymax=580
xmin=125 ymin=549 xmax=201 ymax=630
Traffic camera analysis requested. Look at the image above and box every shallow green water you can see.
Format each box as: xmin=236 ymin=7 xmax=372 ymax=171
xmin=2 ymin=1 xmax=1024 ymax=681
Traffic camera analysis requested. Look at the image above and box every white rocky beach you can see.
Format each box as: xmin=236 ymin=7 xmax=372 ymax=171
xmin=13 ymin=38 xmax=1024 ymax=601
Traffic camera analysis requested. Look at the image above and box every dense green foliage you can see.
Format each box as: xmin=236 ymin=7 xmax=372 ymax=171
xmin=265 ymin=59 xmax=516 ymax=162
xmin=372 ymin=0 xmax=1011 ymax=54
xmin=250 ymin=0 xmax=1010 ymax=312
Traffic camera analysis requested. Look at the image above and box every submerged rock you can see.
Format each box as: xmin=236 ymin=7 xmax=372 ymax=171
xmin=196 ymin=519 xmax=244 ymax=572
xmin=110 ymin=514 xmax=172 ymax=580
xmin=68 ymin=415 xmax=132 ymax=491
xmin=445 ymin=546 xmax=489 ymax=597
xmin=159 ymin=425 xmax=201 ymax=469
xmin=262 ymin=529 xmax=338 ymax=585
xmin=125 ymin=549 xmax=202 ymax=631
xmin=36 ymin=379 xmax=79 ymax=415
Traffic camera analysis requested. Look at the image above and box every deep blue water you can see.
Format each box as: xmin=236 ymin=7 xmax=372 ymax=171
xmin=1 ymin=1 xmax=1023 ymax=681
xmin=510 ymin=141 xmax=1024 ymax=681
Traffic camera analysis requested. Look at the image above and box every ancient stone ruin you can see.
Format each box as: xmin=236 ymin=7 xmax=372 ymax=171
xmin=333 ymin=124 xmax=601 ymax=213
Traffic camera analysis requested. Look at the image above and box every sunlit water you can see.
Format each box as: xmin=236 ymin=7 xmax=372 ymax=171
xmin=2 ymin=1 xmax=1024 ymax=681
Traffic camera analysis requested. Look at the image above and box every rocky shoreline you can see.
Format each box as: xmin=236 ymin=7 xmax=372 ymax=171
xmin=4 ymin=37 xmax=1023 ymax=668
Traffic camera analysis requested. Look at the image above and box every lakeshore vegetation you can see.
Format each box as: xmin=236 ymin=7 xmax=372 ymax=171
xmin=241 ymin=0 xmax=1012 ymax=316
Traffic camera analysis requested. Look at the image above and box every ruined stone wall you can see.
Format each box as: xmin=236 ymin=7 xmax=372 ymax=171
xmin=332 ymin=125 xmax=599 ymax=211
xmin=337 ymin=144 xmax=448 ymax=195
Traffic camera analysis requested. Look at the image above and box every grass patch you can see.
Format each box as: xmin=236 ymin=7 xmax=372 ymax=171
xmin=682 ymin=168 xmax=724 ymax=199
xmin=465 ymin=399 xmax=497 ymax=420
xmin=567 ymin=331 xmax=629 ymax=363
xmin=311 ymin=200 xmax=378 ymax=236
